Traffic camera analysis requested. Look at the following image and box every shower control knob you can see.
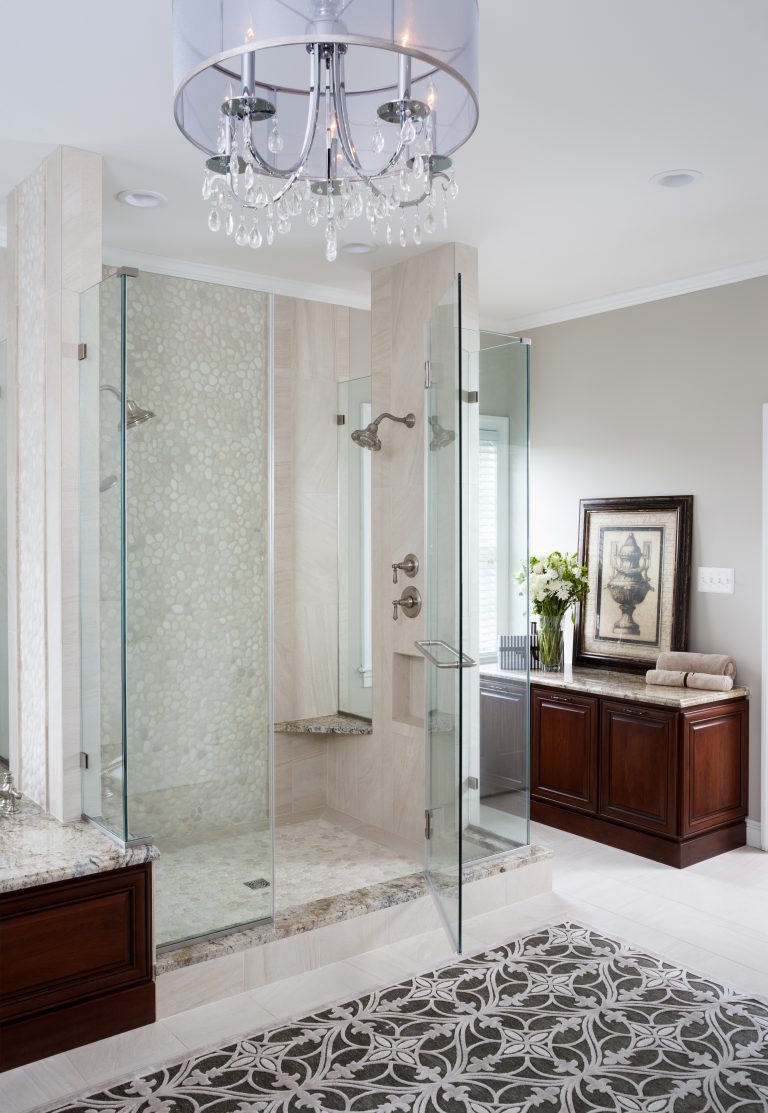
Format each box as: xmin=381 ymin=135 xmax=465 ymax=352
xmin=392 ymin=553 xmax=419 ymax=584
xmin=392 ymin=586 xmax=422 ymax=621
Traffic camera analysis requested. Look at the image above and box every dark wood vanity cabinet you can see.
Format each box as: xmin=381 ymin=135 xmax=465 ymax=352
xmin=531 ymin=688 xmax=598 ymax=814
xmin=0 ymin=863 xmax=155 ymax=1070
xmin=527 ymin=681 xmax=749 ymax=867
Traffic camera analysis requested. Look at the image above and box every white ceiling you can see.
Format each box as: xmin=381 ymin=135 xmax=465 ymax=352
xmin=1 ymin=0 xmax=767 ymax=328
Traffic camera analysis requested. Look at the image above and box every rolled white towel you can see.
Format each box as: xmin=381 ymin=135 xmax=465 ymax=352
xmin=656 ymin=651 xmax=735 ymax=679
xmin=646 ymin=669 xmax=734 ymax=692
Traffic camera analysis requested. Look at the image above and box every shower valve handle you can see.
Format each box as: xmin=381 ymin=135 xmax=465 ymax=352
xmin=392 ymin=553 xmax=420 ymax=584
xmin=392 ymin=586 xmax=422 ymax=621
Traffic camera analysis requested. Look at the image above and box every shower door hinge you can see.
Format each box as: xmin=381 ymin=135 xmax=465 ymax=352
xmin=462 ymin=390 xmax=479 ymax=404
xmin=424 ymin=359 xmax=432 ymax=389
xmin=79 ymin=751 xmax=89 ymax=770
xmin=467 ymin=775 xmax=479 ymax=790
xmin=424 ymin=808 xmax=433 ymax=840
xmin=336 ymin=414 xmax=345 ymax=425
xmin=77 ymin=343 xmax=87 ymax=361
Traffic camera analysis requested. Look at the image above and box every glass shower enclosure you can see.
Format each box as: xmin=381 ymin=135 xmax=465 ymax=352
xmin=420 ymin=278 xmax=531 ymax=951
xmin=79 ymin=269 xmax=274 ymax=949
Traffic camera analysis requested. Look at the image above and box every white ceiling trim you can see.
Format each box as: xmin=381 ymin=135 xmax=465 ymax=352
xmin=501 ymin=257 xmax=768 ymax=333
xmin=101 ymin=247 xmax=371 ymax=309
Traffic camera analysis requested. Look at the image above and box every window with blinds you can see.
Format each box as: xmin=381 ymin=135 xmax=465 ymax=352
xmin=478 ymin=417 xmax=509 ymax=661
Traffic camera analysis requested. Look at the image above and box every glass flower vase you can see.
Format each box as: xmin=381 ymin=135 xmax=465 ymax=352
xmin=538 ymin=612 xmax=564 ymax=672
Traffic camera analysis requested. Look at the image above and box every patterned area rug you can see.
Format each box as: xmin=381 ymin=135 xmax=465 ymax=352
xmin=46 ymin=922 xmax=768 ymax=1112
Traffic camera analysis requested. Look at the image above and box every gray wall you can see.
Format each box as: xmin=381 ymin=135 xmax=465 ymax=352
xmin=526 ymin=277 xmax=767 ymax=823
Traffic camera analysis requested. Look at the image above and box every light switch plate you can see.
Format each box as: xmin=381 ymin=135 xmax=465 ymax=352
xmin=697 ymin=567 xmax=735 ymax=594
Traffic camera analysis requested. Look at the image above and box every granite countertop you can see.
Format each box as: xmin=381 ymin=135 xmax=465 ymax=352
xmin=0 ymin=796 xmax=158 ymax=895
xmin=275 ymin=713 xmax=373 ymax=736
xmin=480 ymin=664 xmax=749 ymax=709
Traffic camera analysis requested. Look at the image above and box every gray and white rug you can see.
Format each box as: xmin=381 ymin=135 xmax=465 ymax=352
xmin=46 ymin=922 xmax=768 ymax=1112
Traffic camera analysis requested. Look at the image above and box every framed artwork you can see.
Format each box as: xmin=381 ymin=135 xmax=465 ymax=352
xmin=574 ymin=496 xmax=693 ymax=672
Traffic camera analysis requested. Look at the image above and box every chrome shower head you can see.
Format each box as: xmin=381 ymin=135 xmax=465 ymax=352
xmin=429 ymin=416 xmax=456 ymax=450
xmin=351 ymin=411 xmax=415 ymax=452
xmin=125 ymin=398 xmax=156 ymax=429
xmin=100 ymin=384 xmax=156 ymax=430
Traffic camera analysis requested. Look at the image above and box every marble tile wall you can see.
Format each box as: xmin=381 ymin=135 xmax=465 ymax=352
xmin=274 ymin=731 xmax=329 ymax=818
xmin=6 ymin=147 xmax=102 ymax=819
xmin=273 ymin=296 xmax=350 ymax=725
xmin=326 ymin=244 xmax=478 ymax=845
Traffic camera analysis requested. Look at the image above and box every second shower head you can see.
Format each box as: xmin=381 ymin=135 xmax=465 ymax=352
xmin=351 ymin=411 xmax=416 ymax=452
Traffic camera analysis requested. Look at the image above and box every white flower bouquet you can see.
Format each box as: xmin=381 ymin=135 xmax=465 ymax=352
xmin=519 ymin=551 xmax=589 ymax=669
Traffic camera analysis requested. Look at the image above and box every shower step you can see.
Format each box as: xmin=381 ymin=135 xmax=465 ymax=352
xmin=274 ymin=713 xmax=372 ymax=736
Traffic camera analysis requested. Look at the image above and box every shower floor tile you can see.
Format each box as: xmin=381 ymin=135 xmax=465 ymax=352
xmin=153 ymin=816 xmax=422 ymax=949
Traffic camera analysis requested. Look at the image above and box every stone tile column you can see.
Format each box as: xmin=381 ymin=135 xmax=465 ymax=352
xmin=6 ymin=146 xmax=102 ymax=819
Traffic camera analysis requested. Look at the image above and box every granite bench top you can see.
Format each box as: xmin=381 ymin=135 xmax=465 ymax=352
xmin=480 ymin=664 xmax=749 ymax=710
xmin=274 ymin=713 xmax=373 ymax=735
xmin=0 ymin=796 xmax=158 ymax=895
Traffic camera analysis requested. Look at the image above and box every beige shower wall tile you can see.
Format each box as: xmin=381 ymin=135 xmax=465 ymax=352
xmin=292 ymin=753 xmax=328 ymax=813
xmin=294 ymin=602 xmax=338 ymax=719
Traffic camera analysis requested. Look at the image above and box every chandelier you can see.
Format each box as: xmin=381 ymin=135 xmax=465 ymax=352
xmin=172 ymin=1 xmax=479 ymax=261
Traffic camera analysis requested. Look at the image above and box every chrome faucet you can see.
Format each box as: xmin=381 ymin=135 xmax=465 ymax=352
xmin=0 ymin=771 xmax=22 ymax=817
xmin=392 ymin=586 xmax=422 ymax=620
xmin=392 ymin=553 xmax=419 ymax=584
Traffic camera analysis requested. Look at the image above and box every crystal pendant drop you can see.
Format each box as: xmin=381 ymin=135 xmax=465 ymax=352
xmin=249 ymin=223 xmax=262 ymax=249
xmin=266 ymin=223 xmax=275 ymax=246
xmin=413 ymin=222 xmax=422 ymax=246
xmin=399 ymin=168 xmax=410 ymax=195
xmin=244 ymin=164 xmax=254 ymax=190
xmin=372 ymin=126 xmax=385 ymax=154
xmin=399 ymin=222 xmax=407 ymax=248
xmin=268 ymin=121 xmax=284 ymax=154
xmin=442 ymin=204 xmax=448 ymax=229
xmin=401 ymin=116 xmax=416 ymax=145
xmin=448 ymin=175 xmax=459 ymax=200
xmin=245 ymin=188 xmax=255 ymax=206
xmin=216 ymin=119 xmax=227 ymax=155
xmin=325 ymin=237 xmax=337 ymax=262
xmin=277 ymin=217 xmax=290 ymax=235
xmin=225 ymin=211 xmax=234 ymax=236
xmin=386 ymin=223 xmax=392 ymax=245
xmin=307 ymin=204 xmax=319 ymax=228
xmin=255 ymin=185 xmax=268 ymax=208
xmin=207 ymin=207 xmax=221 ymax=233
xmin=202 ymin=173 xmax=212 ymax=201
xmin=424 ymin=210 xmax=436 ymax=235
xmin=235 ymin=220 xmax=248 ymax=246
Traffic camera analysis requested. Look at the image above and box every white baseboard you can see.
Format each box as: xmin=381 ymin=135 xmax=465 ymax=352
xmin=745 ymin=818 xmax=764 ymax=850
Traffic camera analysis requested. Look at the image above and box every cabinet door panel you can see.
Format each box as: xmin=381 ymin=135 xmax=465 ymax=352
xmin=531 ymin=688 xmax=598 ymax=813
xmin=480 ymin=682 xmax=527 ymax=797
xmin=599 ymin=702 xmax=677 ymax=835
xmin=682 ymin=703 xmax=748 ymax=835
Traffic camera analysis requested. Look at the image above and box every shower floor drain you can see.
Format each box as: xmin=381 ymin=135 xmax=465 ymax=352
xmin=244 ymin=878 xmax=271 ymax=890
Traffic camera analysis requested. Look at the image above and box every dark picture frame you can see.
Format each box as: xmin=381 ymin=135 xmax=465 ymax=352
xmin=574 ymin=495 xmax=693 ymax=672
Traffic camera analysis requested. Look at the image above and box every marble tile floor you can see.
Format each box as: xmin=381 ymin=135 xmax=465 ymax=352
xmin=7 ymin=820 xmax=768 ymax=1113
xmin=154 ymin=812 xmax=422 ymax=948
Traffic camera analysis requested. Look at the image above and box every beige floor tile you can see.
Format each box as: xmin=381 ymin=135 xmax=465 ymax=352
xmin=0 ymin=1053 xmax=88 ymax=1113
xmin=160 ymin=992 xmax=276 ymax=1052
xmin=66 ymin=1023 xmax=187 ymax=1087
xmin=250 ymin=960 xmax=377 ymax=1021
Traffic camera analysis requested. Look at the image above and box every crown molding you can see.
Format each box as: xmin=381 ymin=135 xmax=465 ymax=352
xmin=503 ymin=257 xmax=768 ymax=333
xmin=101 ymin=247 xmax=371 ymax=310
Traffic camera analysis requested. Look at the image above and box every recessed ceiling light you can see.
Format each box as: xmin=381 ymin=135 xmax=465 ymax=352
xmin=341 ymin=242 xmax=378 ymax=255
xmin=116 ymin=189 xmax=167 ymax=208
xmin=650 ymin=169 xmax=703 ymax=189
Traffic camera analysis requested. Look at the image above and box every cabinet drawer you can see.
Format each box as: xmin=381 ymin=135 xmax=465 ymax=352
xmin=531 ymin=687 xmax=598 ymax=813
xmin=0 ymin=865 xmax=152 ymax=1023
xmin=599 ymin=701 xmax=678 ymax=835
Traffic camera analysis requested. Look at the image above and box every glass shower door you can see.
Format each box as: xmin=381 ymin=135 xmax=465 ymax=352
xmin=418 ymin=277 xmax=474 ymax=952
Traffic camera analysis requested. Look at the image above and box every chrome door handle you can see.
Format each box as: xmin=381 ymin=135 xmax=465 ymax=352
xmin=414 ymin=640 xmax=477 ymax=670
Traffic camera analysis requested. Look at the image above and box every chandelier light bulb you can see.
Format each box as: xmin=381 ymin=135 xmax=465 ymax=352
xmin=173 ymin=0 xmax=478 ymax=260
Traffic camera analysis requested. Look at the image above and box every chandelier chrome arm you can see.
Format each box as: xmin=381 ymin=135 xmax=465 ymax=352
xmin=331 ymin=47 xmax=406 ymax=183
xmin=241 ymin=44 xmax=323 ymax=183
